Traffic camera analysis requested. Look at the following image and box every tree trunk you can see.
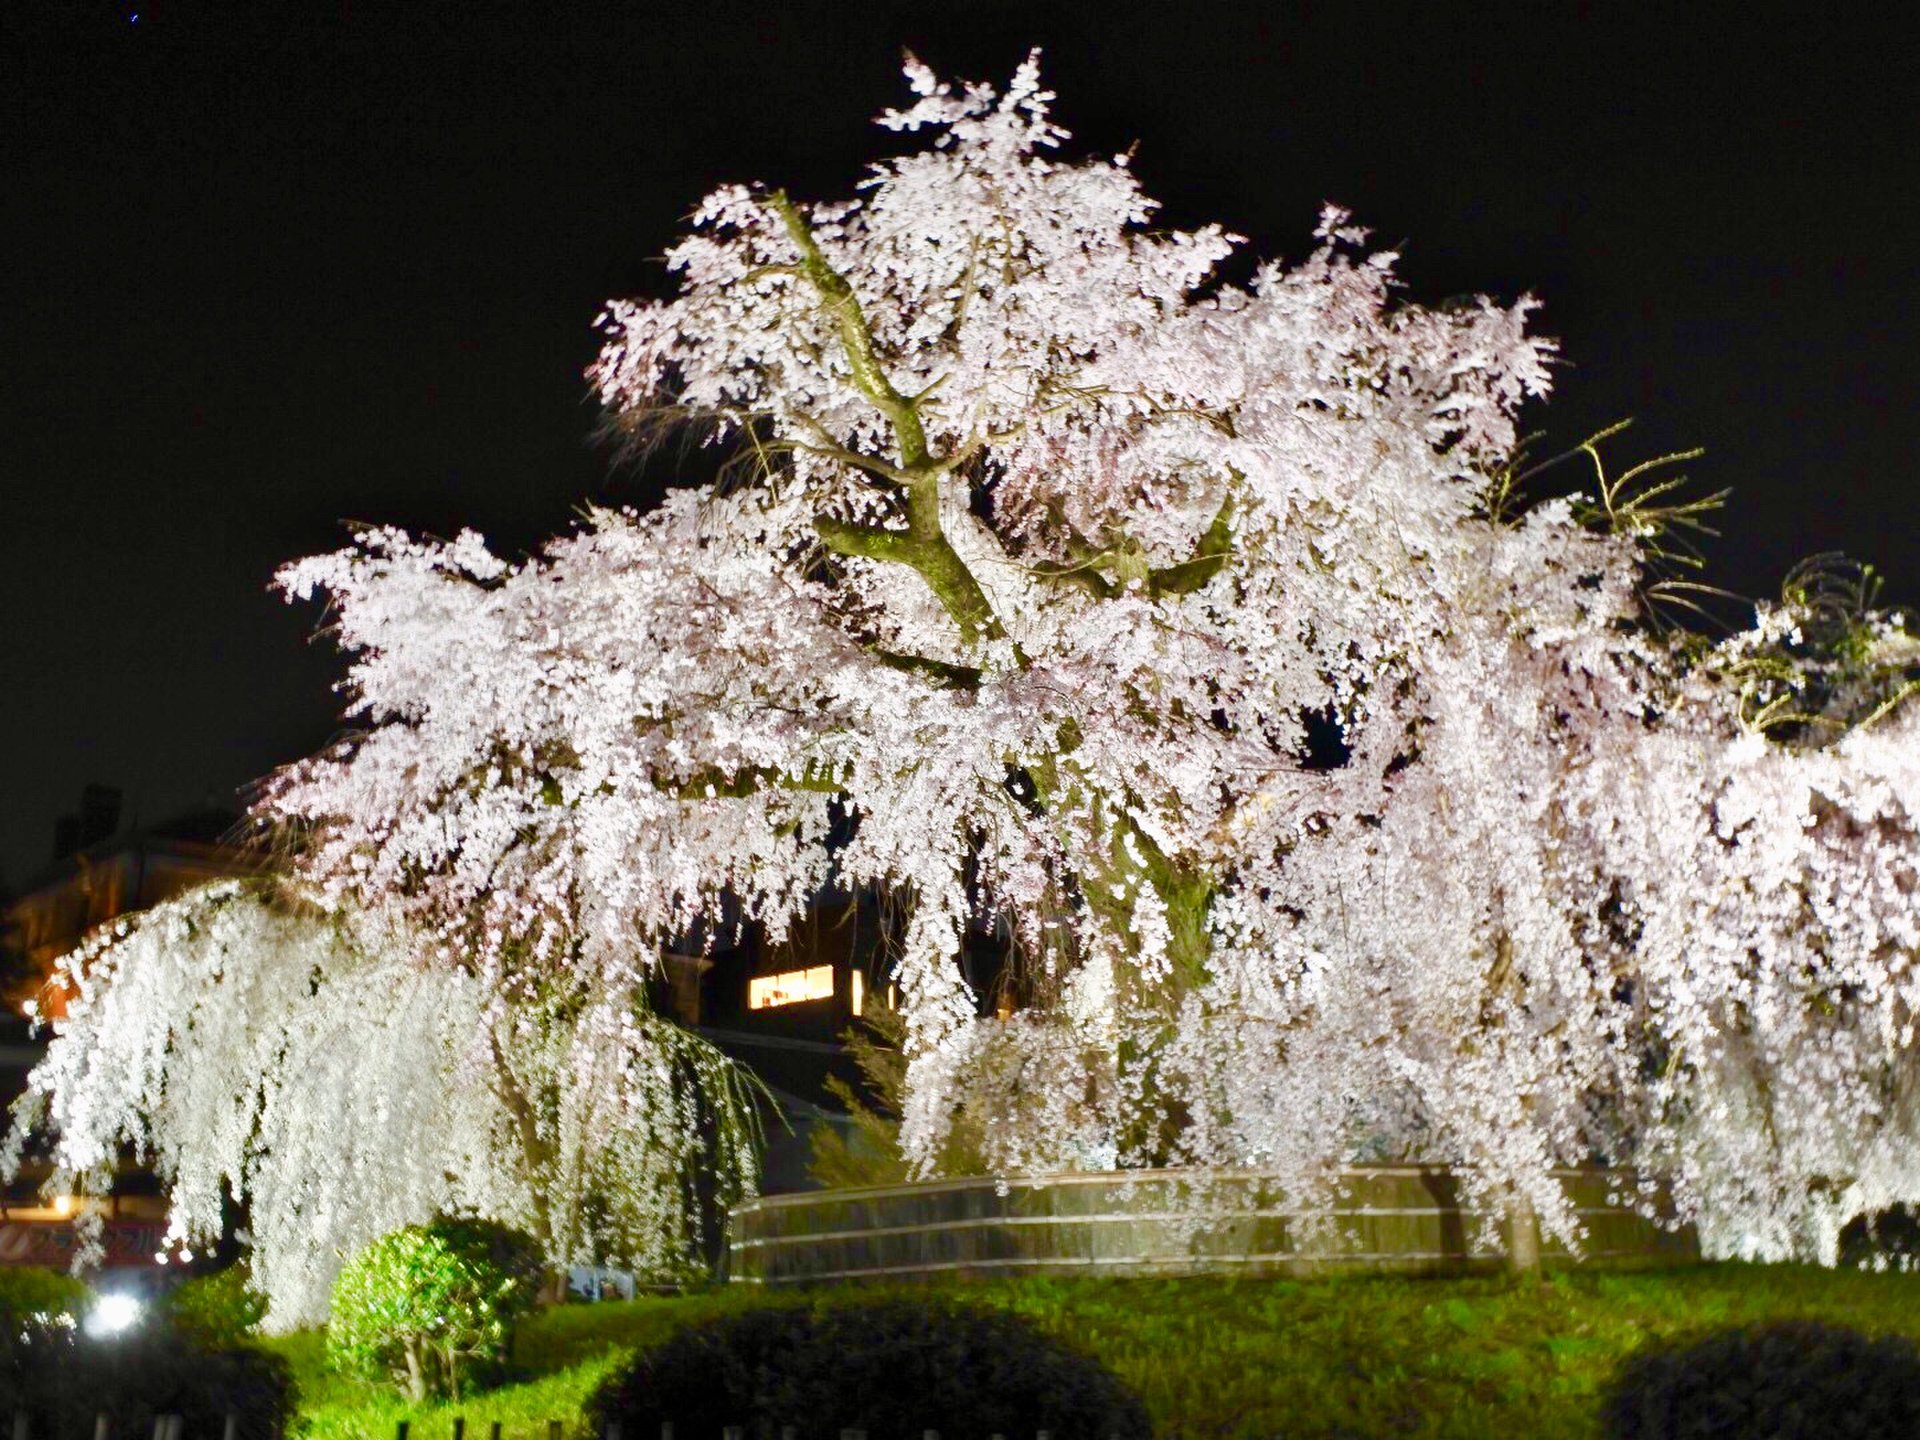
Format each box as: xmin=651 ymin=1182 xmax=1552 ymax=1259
xmin=1504 ymin=1192 xmax=1543 ymax=1278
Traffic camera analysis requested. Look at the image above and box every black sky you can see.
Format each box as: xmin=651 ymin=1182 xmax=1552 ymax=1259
xmin=2 ymin=2 xmax=1915 ymax=888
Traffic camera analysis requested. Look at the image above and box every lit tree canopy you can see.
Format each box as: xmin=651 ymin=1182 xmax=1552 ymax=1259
xmin=14 ymin=57 xmax=1918 ymax=1293
xmin=256 ymin=56 xmax=1920 ymax=1252
xmin=1603 ymin=565 xmax=1920 ymax=1261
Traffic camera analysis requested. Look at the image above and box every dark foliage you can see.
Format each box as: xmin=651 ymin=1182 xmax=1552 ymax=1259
xmin=161 ymin=1264 xmax=269 ymax=1350
xmin=585 ymin=1295 xmax=1152 ymax=1440
xmin=0 ymin=1266 xmax=89 ymax=1323
xmin=0 ymin=1318 xmax=294 ymax=1440
xmin=1601 ymin=1319 xmax=1920 ymax=1440
xmin=1838 ymin=1205 xmax=1920 ymax=1272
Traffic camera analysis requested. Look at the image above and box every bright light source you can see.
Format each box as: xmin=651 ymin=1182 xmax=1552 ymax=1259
xmin=748 ymin=965 xmax=834 ymax=1010
xmin=83 ymin=1291 xmax=143 ymax=1339
xmin=851 ymin=969 xmax=864 ymax=1016
xmin=52 ymin=1195 xmax=73 ymax=1218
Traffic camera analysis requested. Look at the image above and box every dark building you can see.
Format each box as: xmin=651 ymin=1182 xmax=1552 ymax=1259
xmin=667 ymin=890 xmax=904 ymax=1193
xmin=0 ymin=789 xmax=262 ymax=1274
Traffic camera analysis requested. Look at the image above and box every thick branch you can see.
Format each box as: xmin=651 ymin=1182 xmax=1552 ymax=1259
xmin=1028 ymin=495 xmax=1236 ymax=603
xmin=870 ymin=647 xmax=983 ymax=690
xmin=814 ymin=517 xmax=916 ymax=563
xmin=668 ymin=764 xmax=844 ymax=800
xmin=1149 ymin=495 xmax=1235 ymax=597
xmin=486 ymin=1028 xmax=553 ymax=1237
xmin=814 ymin=515 xmax=1002 ymax=644
xmin=771 ymin=190 xmax=932 ymax=470
xmin=1025 ymin=743 xmax=1213 ymax=997
xmin=1030 ymin=557 xmax=1117 ymax=600
xmin=773 ymin=189 xmax=1007 ymax=649
xmin=789 ymin=440 xmax=911 ymax=492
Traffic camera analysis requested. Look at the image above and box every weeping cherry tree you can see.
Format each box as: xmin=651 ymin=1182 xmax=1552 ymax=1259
xmin=13 ymin=57 xmax=1919 ymax=1292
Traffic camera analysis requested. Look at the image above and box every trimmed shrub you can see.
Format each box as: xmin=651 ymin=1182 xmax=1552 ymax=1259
xmin=163 ymin=1264 xmax=268 ymax=1349
xmin=0 ymin=1323 xmax=294 ymax=1439
xmin=1601 ymin=1319 xmax=1920 ymax=1440
xmin=327 ymin=1216 xmax=544 ymax=1401
xmin=585 ymin=1294 xmax=1152 ymax=1440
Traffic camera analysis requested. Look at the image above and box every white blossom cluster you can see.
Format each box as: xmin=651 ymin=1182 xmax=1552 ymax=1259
xmin=7 ymin=882 xmax=759 ymax=1328
xmin=265 ymin=57 xmax=1920 ymax=1254
xmin=17 ymin=57 xmax=1918 ymax=1294
xmin=1602 ymin=696 xmax=1920 ymax=1261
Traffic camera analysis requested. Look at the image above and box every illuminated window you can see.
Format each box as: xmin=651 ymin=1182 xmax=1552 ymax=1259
xmin=748 ymin=965 xmax=835 ymax=1010
xmin=851 ymin=969 xmax=864 ymax=1016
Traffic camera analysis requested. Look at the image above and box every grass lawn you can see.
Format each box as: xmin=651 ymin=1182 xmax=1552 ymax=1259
xmin=267 ymin=1263 xmax=1920 ymax=1440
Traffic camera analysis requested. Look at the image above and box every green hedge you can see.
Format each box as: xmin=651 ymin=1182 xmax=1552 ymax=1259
xmin=586 ymin=1294 xmax=1151 ymax=1440
xmin=270 ymin=1265 xmax=1920 ymax=1440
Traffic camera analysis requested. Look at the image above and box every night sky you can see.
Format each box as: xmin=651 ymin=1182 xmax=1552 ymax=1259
xmin=3 ymin=3 xmax=1914 ymax=889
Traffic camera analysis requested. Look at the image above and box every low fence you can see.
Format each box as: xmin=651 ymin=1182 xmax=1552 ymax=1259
xmin=728 ymin=1166 xmax=1698 ymax=1284
xmin=10 ymin=1423 xmax=967 ymax=1440
xmin=380 ymin=1427 xmax=1030 ymax=1440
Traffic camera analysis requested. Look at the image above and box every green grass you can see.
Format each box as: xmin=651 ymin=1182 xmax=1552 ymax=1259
xmin=266 ymin=1264 xmax=1920 ymax=1440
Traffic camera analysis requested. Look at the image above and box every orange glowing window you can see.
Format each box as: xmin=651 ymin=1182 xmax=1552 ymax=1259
xmin=748 ymin=965 xmax=835 ymax=1010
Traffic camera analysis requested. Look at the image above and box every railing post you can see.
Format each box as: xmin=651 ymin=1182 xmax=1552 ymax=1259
xmin=452 ymin=1421 xmax=465 ymax=1440
xmin=224 ymin=1412 xmax=240 ymax=1440
xmin=395 ymin=1422 xmax=410 ymax=1440
xmin=11 ymin=1409 xmax=26 ymax=1440
xmin=93 ymin=1415 xmax=109 ymax=1440
xmin=490 ymin=1424 xmax=503 ymax=1440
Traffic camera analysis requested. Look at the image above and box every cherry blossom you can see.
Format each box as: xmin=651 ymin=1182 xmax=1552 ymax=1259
xmin=14 ymin=58 xmax=1917 ymax=1306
